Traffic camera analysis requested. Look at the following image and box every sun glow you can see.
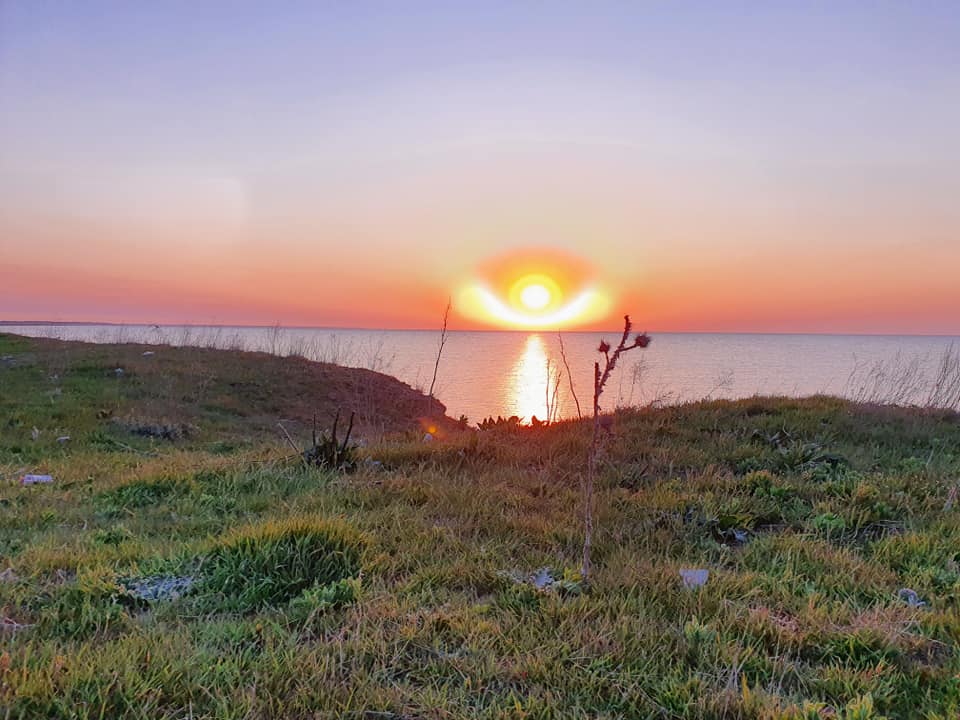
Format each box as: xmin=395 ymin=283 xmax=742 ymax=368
xmin=456 ymin=249 xmax=612 ymax=329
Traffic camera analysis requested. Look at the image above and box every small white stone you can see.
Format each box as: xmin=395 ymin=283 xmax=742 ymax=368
xmin=679 ymin=568 xmax=709 ymax=589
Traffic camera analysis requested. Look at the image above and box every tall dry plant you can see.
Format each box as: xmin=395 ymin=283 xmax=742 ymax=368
xmin=544 ymin=359 xmax=563 ymax=424
xmin=427 ymin=298 xmax=452 ymax=403
xmin=582 ymin=315 xmax=650 ymax=581
xmin=557 ymin=331 xmax=582 ymax=419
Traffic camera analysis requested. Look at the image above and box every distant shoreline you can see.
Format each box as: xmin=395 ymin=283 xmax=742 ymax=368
xmin=0 ymin=320 xmax=125 ymax=327
xmin=1 ymin=320 xmax=124 ymax=326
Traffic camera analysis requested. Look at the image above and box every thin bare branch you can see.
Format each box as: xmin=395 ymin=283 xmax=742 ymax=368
xmin=276 ymin=422 xmax=303 ymax=461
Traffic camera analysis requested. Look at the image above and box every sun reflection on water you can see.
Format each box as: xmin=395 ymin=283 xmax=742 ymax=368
xmin=506 ymin=334 xmax=552 ymax=423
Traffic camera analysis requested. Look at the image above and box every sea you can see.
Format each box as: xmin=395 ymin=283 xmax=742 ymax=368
xmin=5 ymin=325 xmax=959 ymax=422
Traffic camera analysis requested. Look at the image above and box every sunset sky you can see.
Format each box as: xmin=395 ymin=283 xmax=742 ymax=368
xmin=2 ymin=3 xmax=958 ymax=333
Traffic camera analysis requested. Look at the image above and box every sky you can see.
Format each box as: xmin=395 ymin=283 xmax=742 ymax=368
xmin=1 ymin=2 xmax=959 ymax=333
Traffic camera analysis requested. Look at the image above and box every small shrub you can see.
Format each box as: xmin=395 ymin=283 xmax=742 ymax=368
xmin=302 ymin=411 xmax=359 ymax=472
xmin=193 ymin=517 xmax=364 ymax=612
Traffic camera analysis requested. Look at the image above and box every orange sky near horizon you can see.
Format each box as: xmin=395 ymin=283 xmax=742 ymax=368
xmin=3 ymin=147 xmax=957 ymax=334
xmin=2 ymin=4 xmax=959 ymax=335
xmin=3 ymin=216 xmax=958 ymax=335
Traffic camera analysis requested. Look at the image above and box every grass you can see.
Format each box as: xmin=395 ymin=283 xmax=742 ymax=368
xmin=192 ymin=517 xmax=364 ymax=612
xmin=2 ymin=332 xmax=960 ymax=718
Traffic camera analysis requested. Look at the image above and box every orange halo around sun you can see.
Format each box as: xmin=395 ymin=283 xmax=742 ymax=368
xmin=456 ymin=249 xmax=611 ymax=328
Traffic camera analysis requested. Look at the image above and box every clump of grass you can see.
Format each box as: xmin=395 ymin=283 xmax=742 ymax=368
xmin=37 ymin=566 xmax=138 ymax=640
xmin=94 ymin=475 xmax=192 ymax=515
xmin=192 ymin=517 xmax=364 ymax=612
xmin=92 ymin=524 xmax=133 ymax=546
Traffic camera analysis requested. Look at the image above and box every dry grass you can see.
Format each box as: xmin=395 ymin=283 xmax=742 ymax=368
xmin=847 ymin=344 xmax=960 ymax=410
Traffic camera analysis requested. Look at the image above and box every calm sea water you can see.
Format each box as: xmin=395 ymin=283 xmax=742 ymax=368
xmin=6 ymin=325 xmax=960 ymax=421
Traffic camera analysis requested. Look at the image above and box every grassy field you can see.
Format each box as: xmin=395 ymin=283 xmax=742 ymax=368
xmin=2 ymin=333 xmax=960 ymax=719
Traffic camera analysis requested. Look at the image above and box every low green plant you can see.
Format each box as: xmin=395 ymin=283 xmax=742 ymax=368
xmin=288 ymin=577 xmax=359 ymax=623
xmin=683 ymin=615 xmax=716 ymax=646
xmin=811 ymin=511 xmax=847 ymax=538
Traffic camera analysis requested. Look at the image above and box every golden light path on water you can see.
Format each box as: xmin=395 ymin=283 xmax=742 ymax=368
xmin=506 ymin=334 xmax=551 ymax=422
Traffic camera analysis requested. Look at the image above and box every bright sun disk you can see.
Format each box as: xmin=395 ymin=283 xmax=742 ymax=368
xmin=520 ymin=283 xmax=551 ymax=311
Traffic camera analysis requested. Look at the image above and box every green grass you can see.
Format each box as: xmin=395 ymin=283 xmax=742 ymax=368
xmin=2 ymin=333 xmax=960 ymax=718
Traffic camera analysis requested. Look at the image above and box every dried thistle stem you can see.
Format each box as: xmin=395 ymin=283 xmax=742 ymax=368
xmin=582 ymin=315 xmax=650 ymax=581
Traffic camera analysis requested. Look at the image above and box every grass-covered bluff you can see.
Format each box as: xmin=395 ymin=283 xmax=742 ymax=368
xmin=2 ymin=332 xmax=960 ymax=718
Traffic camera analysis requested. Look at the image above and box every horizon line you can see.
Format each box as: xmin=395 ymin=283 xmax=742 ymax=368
xmin=2 ymin=320 xmax=959 ymax=339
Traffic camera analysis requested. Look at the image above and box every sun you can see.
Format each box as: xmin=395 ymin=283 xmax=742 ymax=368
xmin=507 ymin=273 xmax=562 ymax=314
xmin=454 ymin=248 xmax=613 ymax=329
xmin=519 ymin=282 xmax=551 ymax=311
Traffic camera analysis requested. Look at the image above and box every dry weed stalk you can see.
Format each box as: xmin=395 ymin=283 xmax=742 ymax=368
xmin=428 ymin=299 xmax=451 ymax=402
xmin=557 ymin=331 xmax=582 ymax=419
xmin=544 ymin=359 xmax=563 ymax=424
xmin=582 ymin=315 xmax=650 ymax=580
